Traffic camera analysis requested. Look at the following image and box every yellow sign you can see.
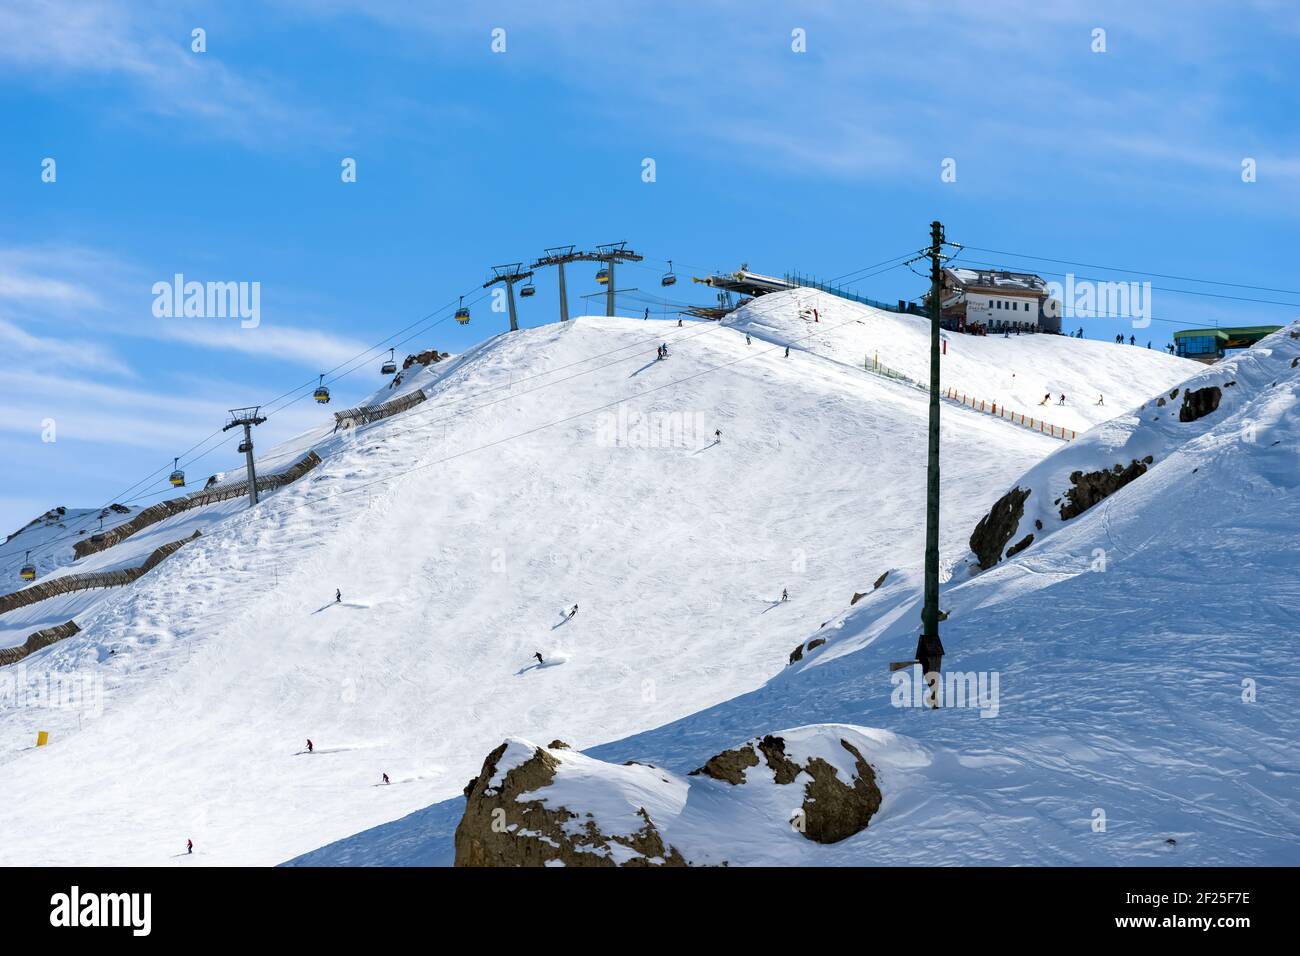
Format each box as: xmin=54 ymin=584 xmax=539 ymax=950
xmin=36 ymin=731 xmax=49 ymax=747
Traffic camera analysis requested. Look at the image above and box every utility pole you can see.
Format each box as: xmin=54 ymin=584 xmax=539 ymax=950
xmin=890 ymin=222 xmax=959 ymax=705
xmin=917 ymin=220 xmax=948 ymax=703
xmin=223 ymin=406 xmax=267 ymax=508
xmin=531 ymin=245 xmax=587 ymax=323
xmin=483 ymin=263 xmax=534 ymax=332
xmin=592 ymin=242 xmax=643 ymax=317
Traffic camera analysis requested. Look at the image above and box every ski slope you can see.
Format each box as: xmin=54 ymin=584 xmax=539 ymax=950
xmin=0 ymin=303 xmax=1202 ymax=866
xmin=299 ymin=323 xmax=1299 ymax=866
xmin=728 ymin=289 xmax=1197 ymax=434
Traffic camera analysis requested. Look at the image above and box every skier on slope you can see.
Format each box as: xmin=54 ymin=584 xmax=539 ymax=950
xmin=678 ymin=318 xmax=683 ymax=327
xmin=382 ymin=773 xmax=390 ymax=785
xmin=1097 ymin=394 xmax=1105 ymax=406
xmin=335 ymin=588 xmax=341 ymax=604
xmin=714 ymin=428 xmax=722 ymax=444
xmin=306 ymin=738 xmax=314 ymax=754
xmin=1040 ymin=393 xmax=1051 ymax=406
xmin=569 ymin=604 xmax=578 ymax=619
xmin=534 ymin=652 xmax=544 ymax=665
xmin=661 ymin=342 xmax=668 ymax=356
xmin=781 ymin=588 xmax=789 ymax=602
xmin=746 ymin=334 xmax=751 ymax=345
xmin=1058 ymin=394 xmax=1066 ymax=405
xmin=784 ymin=346 xmax=790 ymax=357
xmin=187 ymin=839 xmax=193 ymax=855
xmin=644 ymin=308 xmax=650 ymax=320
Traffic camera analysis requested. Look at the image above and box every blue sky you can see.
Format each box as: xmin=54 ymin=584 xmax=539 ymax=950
xmin=1 ymin=0 xmax=1298 ymax=537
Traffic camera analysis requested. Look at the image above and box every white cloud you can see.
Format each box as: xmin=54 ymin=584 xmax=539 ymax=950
xmin=0 ymin=316 xmax=135 ymax=378
xmin=0 ymin=0 xmax=339 ymax=147
xmin=151 ymin=321 xmax=375 ymax=369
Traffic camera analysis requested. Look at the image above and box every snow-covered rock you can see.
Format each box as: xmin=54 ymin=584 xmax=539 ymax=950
xmin=454 ymin=724 xmax=923 ymax=866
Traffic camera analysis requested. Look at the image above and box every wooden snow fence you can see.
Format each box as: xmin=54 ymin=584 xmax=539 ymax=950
xmin=0 ymin=531 xmax=202 ymax=616
xmin=333 ymin=389 xmax=428 ymax=432
xmin=0 ymin=620 xmax=81 ymax=667
xmin=73 ymin=452 xmax=322 ymax=560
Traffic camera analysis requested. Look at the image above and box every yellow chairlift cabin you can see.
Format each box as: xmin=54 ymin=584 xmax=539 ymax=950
xmin=20 ymin=550 xmax=36 ymax=582
xmin=595 ymin=267 xmax=609 ymax=285
xmin=455 ymin=296 xmax=471 ymax=325
xmin=168 ymin=457 xmax=186 ymax=488
xmin=313 ymin=374 xmax=331 ymax=404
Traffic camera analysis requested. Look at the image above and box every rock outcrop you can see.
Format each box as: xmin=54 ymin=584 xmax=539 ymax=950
xmin=1059 ymin=456 xmax=1153 ymax=520
xmin=693 ymin=733 xmax=882 ymax=844
xmin=1179 ymin=385 xmax=1222 ymax=422
xmin=455 ymin=727 xmax=889 ymax=865
xmin=454 ymin=741 xmax=687 ymax=867
xmin=969 ymin=486 xmax=1031 ymax=570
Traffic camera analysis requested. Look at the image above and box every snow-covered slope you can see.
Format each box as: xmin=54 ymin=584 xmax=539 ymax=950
xmin=298 ymin=322 xmax=1299 ymax=867
xmin=1 ymin=505 xmax=139 ymax=598
xmin=0 ymin=306 xmax=1209 ymax=866
xmin=728 ymin=289 xmax=1198 ymax=434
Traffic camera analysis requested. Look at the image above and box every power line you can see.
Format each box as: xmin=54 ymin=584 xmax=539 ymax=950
xmin=960 ymin=245 xmax=1300 ymax=298
xmin=124 ymin=308 xmax=888 ymax=549
xmin=955 ymin=257 xmax=1300 ymax=309
xmin=0 ymin=300 xmax=691 ymax=567
xmin=0 ymin=284 xmax=494 ymax=568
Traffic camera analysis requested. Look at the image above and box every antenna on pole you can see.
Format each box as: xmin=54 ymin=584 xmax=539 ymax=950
xmin=483 ymin=263 xmax=534 ymax=332
xmin=223 ymin=406 xmax=267 ymax=508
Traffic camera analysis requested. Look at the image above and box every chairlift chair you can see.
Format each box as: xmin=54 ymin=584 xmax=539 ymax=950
xmin=168 ymin=457 xmax=186 ymax=488
xmin=455 ymin=296 xmax=471 ymax=325
xmin=519 ymin=280 xmax=536 ymax=298
xmin=661 ymin=260 xmax=677 ymax=287
xmin=595 ymin=268 xmax=610 ymax=285
xmin=313 ymin=374 xmax=331 ymax=404
xmin=20 ymin=551 xmax=36 ymax=582
xmin=90 ymin=518 xmax=105 ymax=545
xmin=380 ymin=348 xmax=397 ymax=375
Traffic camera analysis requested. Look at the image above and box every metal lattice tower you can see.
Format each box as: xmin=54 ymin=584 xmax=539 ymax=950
xmin=530 ymin=245 xmax=590 ymax=323
xmin=592 ymin=242 xmax=643 ymax=317
xmin=483 ymin=263 xmax=535 ymax=332
xmin=223 ymin=406 xmax=267 ymax=507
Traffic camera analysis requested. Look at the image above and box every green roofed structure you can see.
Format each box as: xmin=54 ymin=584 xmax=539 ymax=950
xmin=1173 ymin=325 xmax=1283 ymax=364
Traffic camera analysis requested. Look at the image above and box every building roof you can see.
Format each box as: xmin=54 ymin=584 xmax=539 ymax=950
xmin=946 ymin=267 xmax=1047 ymax=295
xmin=1172 ymin=325 xmax=1281 ymax=339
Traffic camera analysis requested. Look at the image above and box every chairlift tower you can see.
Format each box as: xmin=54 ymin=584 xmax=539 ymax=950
xmin=593 ymin=242 xmax=643 ymax=317
xmin=530 ymin=245 xmax=590 ymax=323
xmin=483 ymin=263 xmax=535 ymax=332
xmin=223 ymin=406 xmax=267 ymax=508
